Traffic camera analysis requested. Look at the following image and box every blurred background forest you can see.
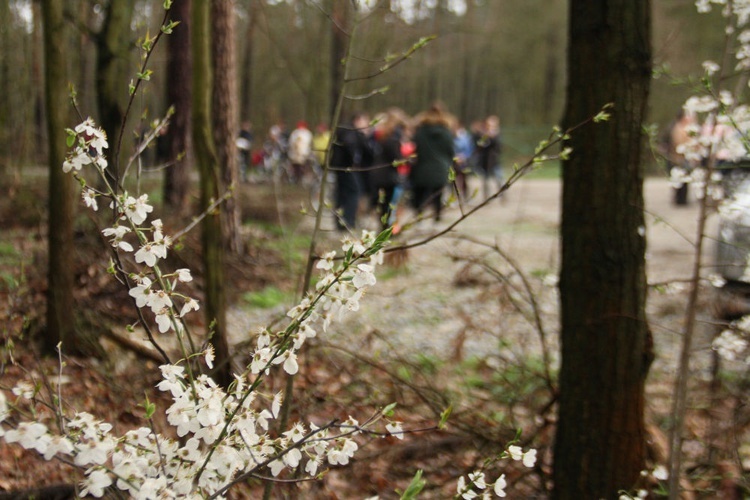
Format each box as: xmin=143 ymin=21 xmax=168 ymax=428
xmin=0 ymin=0 xmax=726 ymax=173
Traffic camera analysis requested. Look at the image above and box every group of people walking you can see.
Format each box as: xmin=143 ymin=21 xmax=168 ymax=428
xmin=238 ymin=102 xmax=504 ymax=234
xmin=330 ymin=102 xmax=504 ymax=233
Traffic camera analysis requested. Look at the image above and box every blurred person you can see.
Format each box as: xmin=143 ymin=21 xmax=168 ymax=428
xmin=262 ymin=122 xmax=289 ymax=178
xmin=312 ymin=122 xmax=331 ymax=167
xmin=331 ymin=112 xmax=373 ymax=231
xmin=453 ymin=122 xmax=475 ymax=201
xmin=368 ymin=108 xmax=408 ymax=231
xmin=475 ymin=115 xmax=503 ymax=200
xmin=410 ymin=101 xmax=455 ymax=223
xmin=287 ymin=120 xmax=313 ymax=184
xmin=236 ymin=120 xmax=253 ymax=182
xmin=663 ymin=109 xmax=697 ymax=205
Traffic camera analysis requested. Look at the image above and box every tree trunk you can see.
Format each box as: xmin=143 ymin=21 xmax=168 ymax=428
xmin=95 ymin=0 xmax=134 ymax=186
xmin=329 ymin=0 xmax=348 ymax=122
xmin=163 ymin=0 xmax=192 ymax=212
xmin=553 ymin=1 xmax=653 ymax=498
xmin=212 ymin=0 xmax=241 ymax=254
xmin=192 ymin=0 xmax=231 ymax=388
xmin=239 ymin=0 xmax=258 ymax=122
xmin=0 ymin=0 xmax=9 ymax=162
xmin=42 ymin=0 xmax=77 ymax=354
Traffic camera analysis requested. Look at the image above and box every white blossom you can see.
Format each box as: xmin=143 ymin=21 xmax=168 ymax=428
xmin=179 ymin=297 xmax=200 ymax=317
xmin=82 ymin=189 xmax=98 ymax=211
xmin=282 ymin=351 xmax=299 ymax=375
xmin=493 ymin=474 xmax=507 ymax=497
xmin=385 ymin=421 xmax=404 ymax=439
xmin=713 ymin=329 xmax=749 ymax=361
xmin=74 ymin=118 xmax=109 ymax=155
xmin=155 ymin=308 xmax=173 ymax=333
xmin=204 ymin=346 xmax=215 ymax=369
xmin=176 ymin=268 xmax=192 ymax=282
xmin=4 ymin=422 xmax=49 ymax=454
xmin=122 ymin=194 xmax=153 ymax=225
xmin=102 ymin=225 xmax=132 ymax=251
xmin=652 ymin=465 xmax=669 ymax=480
xmin=81 ymin=468 xmax=113 ymax=498
xmin=128 ymin=277 xmax=153 ymax=308
xmin=316 ymin=251 xmax=336 ymax=270
xmin=703 ymin=60 xmax=721 ymax=75
xmin=135 ymin=242 xmax=160 ymax=267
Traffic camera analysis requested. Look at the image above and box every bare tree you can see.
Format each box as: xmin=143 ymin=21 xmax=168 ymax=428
xmin=553 ymin=0 xmax=654 ymax=498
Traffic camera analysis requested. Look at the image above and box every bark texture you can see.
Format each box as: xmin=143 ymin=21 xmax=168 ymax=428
xmin=553 ymin=1 xmax=653 ymax=498
xmin=212 ymin=0 xmax=241 ymax=254
xmin=95 ymin=0 xmax=134 ymax=184
xmin=164 ymin=0 xmax=193 ymax=211
xmin=42 ymin=0 xmax=77 ymax=354
xmin=192 ymin=0 xmax=231 ymax=388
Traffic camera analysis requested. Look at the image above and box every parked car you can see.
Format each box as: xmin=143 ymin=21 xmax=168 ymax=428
xmin=716 ymin=165 xmax=750 ymax=283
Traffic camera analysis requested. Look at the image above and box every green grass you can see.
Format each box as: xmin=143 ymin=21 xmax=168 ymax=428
xmin=241 ymin=286 xmax=290 ymax=309
xmin=0 ymin=242 xmax=19 ymax=259
xmin=522 ymin=162 xmax=561 ymax=179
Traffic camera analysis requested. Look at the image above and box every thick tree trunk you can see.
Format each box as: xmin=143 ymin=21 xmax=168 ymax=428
xmin=163 ymin=0 xmax=192 ymax=212
xmin=192 ymin=0 xmax=231 ymax=388
xmin=95 ymin=0 xmax=134 ymax=186
xmin=42 ymin=0 xmax=77 ymax=354
xmin=212 ymin=0 xmax=241 ymax=254
xmin=553 ymin=1 xmax=653 ymax=498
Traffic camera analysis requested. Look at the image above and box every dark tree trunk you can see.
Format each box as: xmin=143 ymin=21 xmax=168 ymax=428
xmin=95 ymin=0 xmax=134 ymax=186
xmin=553 ymin=1 xmax=653 ymax=498
xmin=42 ymin=0 xmax=77 ymax=354
xmin=192 ymin=0 xmax=231 ymax=388
xmin=0 ymin=1 xmax=9 ymax=160
xmin=239 ymin=0 xmax=258 ymax=122
xmin=212 ymin=0 xmax=241 ymax=255
xmin=329 ymin=0 xmax=348 ymax=122
xmin=163 ymin=0 xmax=192 ymax=212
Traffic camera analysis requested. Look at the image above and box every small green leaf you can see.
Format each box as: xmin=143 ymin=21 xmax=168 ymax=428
xmin=438 ymin=405 xmax=452 ymax=430
xmin=399 ymin=469 xmax=426 ymax=499
xmin=161 ymin=20 xmax=180 ymax=34
xmin=143 ymin=396 xmax=156 ymax=419
xmin=382 ymin=402 xmax=397 ymax=417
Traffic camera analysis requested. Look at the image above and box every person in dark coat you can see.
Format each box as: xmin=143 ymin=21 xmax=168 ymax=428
xmin=474 ymin=114 xmax=503 ymax=200
xmin=368 ymin=108 xmax=408 ymax=231
xmin=410 ymin=102 xmax=455 ymax=223
xmin=331 ymin=112 xmax=372 ymax=231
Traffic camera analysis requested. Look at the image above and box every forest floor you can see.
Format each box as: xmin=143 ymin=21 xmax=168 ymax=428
xmin=0 ymin=174 xmax=748 ymax=498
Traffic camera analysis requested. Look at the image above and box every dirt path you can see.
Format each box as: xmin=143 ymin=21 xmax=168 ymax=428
xmin=231 ymin=177 xmax=717 ymax=382
xmin=333 ymin=176 xmax=713 ymax=354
